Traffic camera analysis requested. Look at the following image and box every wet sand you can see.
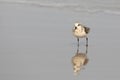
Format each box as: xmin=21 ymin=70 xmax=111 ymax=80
xmin=0 ymin=3 xmax=120 ymax=80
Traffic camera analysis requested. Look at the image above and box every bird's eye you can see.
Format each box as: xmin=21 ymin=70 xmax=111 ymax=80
xmin=75 ymin=27 xmax=77 ymax=29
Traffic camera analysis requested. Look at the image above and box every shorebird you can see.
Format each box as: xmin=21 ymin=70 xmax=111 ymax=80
xmin=73 ymin=22 xmax=90 ymax=46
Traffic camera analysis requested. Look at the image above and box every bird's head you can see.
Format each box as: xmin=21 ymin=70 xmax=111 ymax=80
xmin=74 ymin=22 xmax=81 ymax=27
xmin=74 ymin=22 xmax=82 ymax=30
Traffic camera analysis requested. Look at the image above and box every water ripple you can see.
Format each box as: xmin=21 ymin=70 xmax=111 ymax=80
xmin=1 ymin=0 xmax=120 ymax=15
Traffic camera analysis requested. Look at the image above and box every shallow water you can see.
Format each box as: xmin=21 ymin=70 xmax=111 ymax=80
xmin=0 ymin=2 xmax=120 ymax=80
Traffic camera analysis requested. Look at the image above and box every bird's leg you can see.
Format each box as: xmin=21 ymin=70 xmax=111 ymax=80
xmin=86 ymin=37 xmax=88 ymax=47
xmin=86 ymin=44 xmax=88 ymax=54
xmin=77 ymin=40 xmax=79 ymax=54
xmin=77 ymin=38 xmax=79 ymax=47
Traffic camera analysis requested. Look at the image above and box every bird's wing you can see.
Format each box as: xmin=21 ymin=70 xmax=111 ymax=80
xmin=83 ymin=26 xmax=90 ymax=34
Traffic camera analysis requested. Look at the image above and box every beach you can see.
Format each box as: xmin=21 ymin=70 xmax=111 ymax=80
xmin=0 ymin=1 xmax=120 ymax=80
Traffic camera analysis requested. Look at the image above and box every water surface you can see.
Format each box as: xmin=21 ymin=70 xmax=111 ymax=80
xmin=0 ymin=1 xmax=120 ymax=80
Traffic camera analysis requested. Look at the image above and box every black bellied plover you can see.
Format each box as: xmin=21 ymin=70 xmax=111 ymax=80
xmin=73 ymin=22 xmax=90 ymax=46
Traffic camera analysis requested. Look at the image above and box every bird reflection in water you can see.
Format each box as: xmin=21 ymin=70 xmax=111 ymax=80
xmin=71 ymin=45 xmax=89 ymax=75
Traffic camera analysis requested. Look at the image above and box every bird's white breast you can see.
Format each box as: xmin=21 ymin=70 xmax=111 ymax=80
xmin=73 ymin=28 xmax=87 ymax=38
